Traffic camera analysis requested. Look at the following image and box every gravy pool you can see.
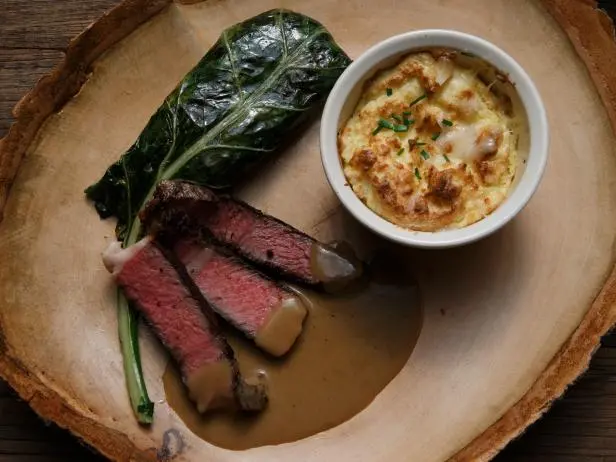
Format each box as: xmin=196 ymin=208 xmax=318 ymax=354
xmin=163 ymin=256 xmax=422 ymax=449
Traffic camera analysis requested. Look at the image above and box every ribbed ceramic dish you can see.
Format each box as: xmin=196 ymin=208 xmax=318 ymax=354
xmin=320 ymin=29 xmax=549 ymax=248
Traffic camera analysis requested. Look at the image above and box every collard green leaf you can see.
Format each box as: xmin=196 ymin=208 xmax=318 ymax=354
xmin=85 ymin=9 xmax=351 ymax=243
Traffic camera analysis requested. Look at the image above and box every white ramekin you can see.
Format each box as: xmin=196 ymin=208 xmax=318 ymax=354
xmin=320 ymin=30 xmax=549 ymax=248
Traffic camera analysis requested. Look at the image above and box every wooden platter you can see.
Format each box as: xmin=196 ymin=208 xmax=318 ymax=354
xmin=1 ymin=1 xmax=616 ymax=461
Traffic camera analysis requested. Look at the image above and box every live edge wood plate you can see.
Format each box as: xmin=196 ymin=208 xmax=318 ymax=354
xmin=1 ymin=0 xmax=616 ymax=461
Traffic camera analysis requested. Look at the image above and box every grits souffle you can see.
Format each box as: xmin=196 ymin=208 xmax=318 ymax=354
xmin=338 ymin=49 xmax=527 ymax=231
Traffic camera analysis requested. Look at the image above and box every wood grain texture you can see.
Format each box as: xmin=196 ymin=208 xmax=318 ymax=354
xmin=0 ymin=1 xmax=615 ymax=461
xmin=0 ymin=50 xmax=64 ymax=137
xmin=0 ymin=0 xmax=120 ymax=49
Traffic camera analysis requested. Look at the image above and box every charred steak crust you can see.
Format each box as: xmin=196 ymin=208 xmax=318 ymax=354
xmin=140 ymin=181 xmax=215 ymax=240
xmin=154 ymin=240 xmax=268 ymax=412
xmin=142 ymin=180 xmax=319 ymax=285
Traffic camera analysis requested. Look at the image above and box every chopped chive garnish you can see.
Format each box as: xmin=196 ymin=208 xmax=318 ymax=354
xmin=414 ymin=167 xmax=421 ymax=180
xmin=409 ymin=94 xmax=427 ymax=107
xmin=378 ymin=119 xmax=395 ymax=130
xmin=420 ymin=149 xmax=430 ymax=160
xmin=393 ymin=124 xmax=409 ymax=132
xmin=416 ymin=142 xmax=427 ymax=146
xmin=396 ymin=148 xmax=404 ymax=156
xmin=372 ymin=126 xmax=383 ymax=135
xmin=442 ymin=119 xmax=454 ymax=127
xmin=403 ymin=117 xmax=414 ymax=126
xmin=386 ymin=88 xmax=393 ymax=96
xmin=443 ymin=154 xmax=451 ymax=162
xmin=402 ymin=111 xmax=412 ymax=116
xmin=431 ymin=132 xmax=441 ymax=141
xmin=391 ymin=114 xmax=403 ymax=123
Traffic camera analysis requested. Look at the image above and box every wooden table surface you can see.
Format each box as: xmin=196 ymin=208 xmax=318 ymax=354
xmin=1 ymin=1 xmax=616 ymax=461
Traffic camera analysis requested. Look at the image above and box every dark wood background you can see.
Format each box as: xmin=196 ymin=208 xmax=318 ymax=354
xmin=1 ymin=1 xmax=616 ymax=461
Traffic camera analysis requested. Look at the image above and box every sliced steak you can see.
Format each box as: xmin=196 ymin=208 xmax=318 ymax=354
xmin=103 ymin=238 xmax=268 ymax=414
xmin=141 ymin=180 xmax=363 ymax=288
xmin=175 ymin=239 xmax=307 ymax=357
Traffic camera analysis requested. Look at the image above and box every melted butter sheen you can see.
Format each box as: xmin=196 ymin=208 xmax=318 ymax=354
xmin=163 ymin=258 xmax=422 ymax=450
xmin=310 ymin=242 xmax=363 ymax=291
xmin=254 ymin=296 xmax=308 ymax=357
